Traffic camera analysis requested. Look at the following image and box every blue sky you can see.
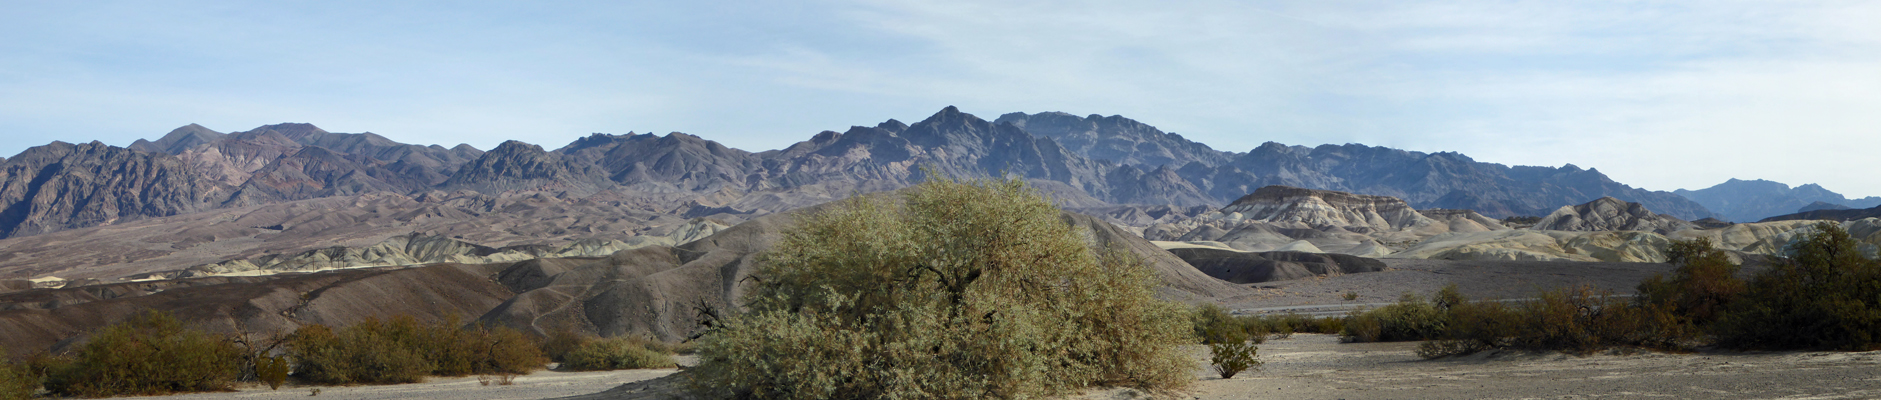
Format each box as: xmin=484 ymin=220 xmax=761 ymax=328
xmin=3 ymin=1 xmax=1878 ymax=197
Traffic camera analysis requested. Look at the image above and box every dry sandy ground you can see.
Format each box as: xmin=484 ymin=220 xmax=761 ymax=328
xmin=1220 ymin=259 xmax=1676 ymax=314
xmin=115 ymin=336 xmax=1881 ymax=400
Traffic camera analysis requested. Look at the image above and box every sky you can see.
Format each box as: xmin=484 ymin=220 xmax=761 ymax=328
xmin=3 ymin=1 xmax=1878 ymax=197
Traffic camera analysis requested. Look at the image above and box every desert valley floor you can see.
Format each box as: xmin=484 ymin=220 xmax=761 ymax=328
xmin=93 ymin=258 xmax=1880 ymax=400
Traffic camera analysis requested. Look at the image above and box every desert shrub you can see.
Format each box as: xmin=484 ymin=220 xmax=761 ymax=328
xmin=1416 ymin=285 xmax=1692 ymax=358
xmin=1716 ymin=222 xmax=1881 ymax=350
xmin=42 ymin=310 xmax=245 ymax=397
xmin=1342 ymin=293 xmax=1446 ymax=343
xmin=1639 ymin=237 xmax=1745 ymax=325
xmin=539 ymin=325 xmax=592 ymax=363
xmin=287 ymin=323 xmax=431 ymax=385
xmin=255 ymin=355 xmax=288 ymax=390
xmin=1192 ymin=304 xmax=1245 ymax=344
xmin=287 ymin=316 xmax=544 ymax=385
xmin=0 ymin=349 xmax=36 ymax=400
xmin=689 ymin=176 xmax=1195 ymax=399
xmin=560 ymin=338 xmax=676 ymax=371
xmin=1206 ymin=327 xmax=1260 ymax=379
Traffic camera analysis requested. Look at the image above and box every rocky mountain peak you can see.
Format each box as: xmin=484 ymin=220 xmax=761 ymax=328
xmin=129 ymin=123 xmax=227 ymax=154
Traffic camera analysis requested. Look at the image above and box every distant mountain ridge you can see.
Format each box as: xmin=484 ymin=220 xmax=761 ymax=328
xmin=0 ymin=107 xmax=1718 ymax=242
xmin=1675 ymin=178 xmax=1881 ymax=222
xmin=997 ymin=111 xmax=1716 ymax=220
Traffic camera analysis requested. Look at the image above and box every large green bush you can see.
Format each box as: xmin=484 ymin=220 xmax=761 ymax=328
xmin=1716 ymin=222 xmax=1881 ymax=350
xmin=42 ymin=310 xmax=245 ymax=397
xmin=689 ymin=177 xmax=1195 ymax=399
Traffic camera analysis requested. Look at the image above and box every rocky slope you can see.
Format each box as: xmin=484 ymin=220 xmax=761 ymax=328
xmin=1675 ymin=178 xmax=1881 ymax=222
xmin=0 ymin=141 xmax=231 ymax=238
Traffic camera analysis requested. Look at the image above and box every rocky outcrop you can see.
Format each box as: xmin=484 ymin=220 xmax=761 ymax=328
xmin=1532 ymin=197 xmax=1696 ymax=234
xmin=1146 ymin=186 xmax=1505 ymax=256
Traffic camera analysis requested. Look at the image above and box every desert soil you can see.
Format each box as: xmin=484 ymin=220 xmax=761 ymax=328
xmin=1219 ymin=259 xmax=1676 ymax=316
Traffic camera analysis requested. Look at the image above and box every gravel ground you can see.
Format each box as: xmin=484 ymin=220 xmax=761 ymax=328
xmin=1110 ymin=334 xmax=1881 ymax=400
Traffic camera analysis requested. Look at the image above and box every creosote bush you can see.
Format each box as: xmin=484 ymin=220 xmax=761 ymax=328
xmin=689 ymin=176 xmax=1195 ymax=399
xmin=42 ymin=310 xmax=245 ymax=397
xmin=287 ymin=315 xmax=545 ymax=385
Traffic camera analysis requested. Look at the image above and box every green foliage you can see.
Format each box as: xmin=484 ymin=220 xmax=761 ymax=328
xmin=1716 ymin=222 xmax=1881 ymax=350
xmin=560 ymin=338 xmax=677 ymax=371
xmin=539 ymin=325 xmax=592 ymax=363
xmin=0 ymin=348 xmax=37 ymax=400
xmin=42 ymin=310 xmax=245 ymax=397
xmin=689 ymin=176 xmax=1195 ymax=399
xmin=287 ymin=316 xmax=545 ymax=385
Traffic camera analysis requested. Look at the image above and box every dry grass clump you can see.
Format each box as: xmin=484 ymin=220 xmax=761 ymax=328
xmin=286 ymin=316 xmax=544 ymax=385
xmin=40 ymin=310 xmax=245 ymax=397
xmin=689 ymin=176 xmax=1195 ymax=399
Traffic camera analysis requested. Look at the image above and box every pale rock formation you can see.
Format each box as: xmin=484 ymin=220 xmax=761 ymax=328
xmin=1533 ymin=197 xmax=1696 ymax=234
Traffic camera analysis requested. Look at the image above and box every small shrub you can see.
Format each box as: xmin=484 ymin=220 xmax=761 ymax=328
xmin=560 ymin=338 xmax=676 ymax=371
xmin=43 ymin=310 xmax=245 ymax=397
xmin=1342 ymin=291 xmax=1359 ymax=301
xmin=256 ymin=355 xmax=288 ymax=390
xmin=1208 ymin=340 xmax=1260 ymax=379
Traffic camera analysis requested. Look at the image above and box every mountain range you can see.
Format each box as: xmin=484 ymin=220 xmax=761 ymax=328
xmin=2 ymin=107 xmax=1736 ymax=246
xmin=1674 ymin=178 xmax=1881 ymax=222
